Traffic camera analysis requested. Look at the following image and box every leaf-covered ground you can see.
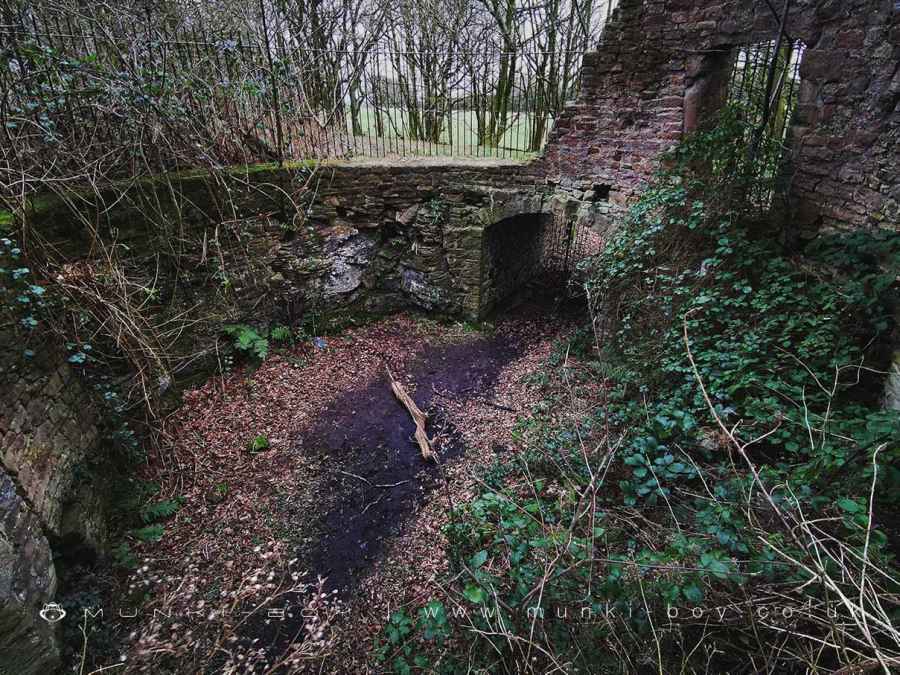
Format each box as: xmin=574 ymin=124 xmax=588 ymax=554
xmin=104 ymin=305 xmax=578 ymax=673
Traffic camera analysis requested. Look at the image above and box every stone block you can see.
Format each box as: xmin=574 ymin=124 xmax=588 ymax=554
xmin=0 ymin=469 xmax=61 ymax=675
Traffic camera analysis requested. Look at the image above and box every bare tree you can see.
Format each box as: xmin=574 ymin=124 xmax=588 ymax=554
xmin=518 ymin=0 xmax=606 ymax=150
xmin=272 ymin=0 xmax=385 ymax=146
xmin=472 ymin=0 xmax=605 ymax=150
xmin=383 ymin=0 xmax=477 ymax=146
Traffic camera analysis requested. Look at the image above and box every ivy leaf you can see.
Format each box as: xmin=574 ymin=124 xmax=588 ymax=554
xmin=837 ymin=498 xmax=862 ymax=514
xmin=463 ymin=584 xmax=486 ymax=604
xmin=699 ymin=552 xmax=732 ymax=579
xmin=470 ymin=550 xmax=488 ymax=570
xmin=682 ymin=583 xmax=704 ymax=603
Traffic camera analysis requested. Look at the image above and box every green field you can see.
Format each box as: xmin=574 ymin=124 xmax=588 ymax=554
xmin=287 ymin=106 xmax=552 ymax=160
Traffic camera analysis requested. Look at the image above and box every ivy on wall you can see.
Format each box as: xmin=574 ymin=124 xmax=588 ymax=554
xmin=372 ymin=108 xmax=900 ymax=673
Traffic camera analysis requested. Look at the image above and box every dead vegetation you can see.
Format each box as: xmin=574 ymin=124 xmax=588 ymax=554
xmin=386 ymin=364 xmax=435 ymax=462
xmin=74 ymin=309 xmax=574 ymax=673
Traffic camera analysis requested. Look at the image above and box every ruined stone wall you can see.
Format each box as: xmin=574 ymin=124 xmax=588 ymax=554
xmin=0 ymin=470 xmax=60 ymax=675
xmin=294 ymin=161 xmax=549 ymax=318
xmin=0 ymin=329 xmax=105 ymax=675
xmin=539 ymin=0 xmax=900 ymax=233
xmin=0 ymin=344 xmax=104 ymax=545
xmin=29 ymin=160 xmax=596 ymax=327
xmin=6 ymin=168 xmax=595 ymax=670
xmin=0 ymin=349 xmax=104 ymax=544
xmin=7 ymin=5 xmax=896 ymax=670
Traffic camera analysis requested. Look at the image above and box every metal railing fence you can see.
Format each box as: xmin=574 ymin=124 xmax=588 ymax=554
xmin=726 ymin=38 xmax=805 ymax=208
xmin=1 ymin=6 xmax=594 ymax=166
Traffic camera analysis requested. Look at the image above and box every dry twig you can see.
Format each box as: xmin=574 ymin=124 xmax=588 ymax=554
xmin=386 ymin=363 xmax=435 ymax=461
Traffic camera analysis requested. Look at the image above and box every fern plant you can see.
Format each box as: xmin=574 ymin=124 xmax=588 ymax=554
xmin=132 ymin=524 xmax=165 ymax=543
xmin=139 ymin=498 xmax=182 ymax=523
xmin=114 ymin=496 xmax=184 ymax=562
xmin=112 ymin=541 xmax=138 ymax=568
xmin=223 ymin=324 xmax=269 ymax=361
xmin=269 ymin=324 xmax=293 ymax=344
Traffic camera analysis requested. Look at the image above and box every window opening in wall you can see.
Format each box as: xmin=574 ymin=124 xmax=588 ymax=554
xmin=726 ymin=39 xmax=805 ymax=208
xmin=591 ymin=183 xmax=612 ymax=201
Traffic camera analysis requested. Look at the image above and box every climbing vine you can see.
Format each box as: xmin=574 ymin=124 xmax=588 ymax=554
xmin=1 ymin=233 xmax=49 ymax=353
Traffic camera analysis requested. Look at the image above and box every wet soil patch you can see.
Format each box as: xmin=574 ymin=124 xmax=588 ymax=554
xmin=300 ymin=332 xmax=523 ymax=595
xmin=239 ymin=325 xmax=537 ymax=666
xmin=233 ymin=301 xmax=584 ymax=664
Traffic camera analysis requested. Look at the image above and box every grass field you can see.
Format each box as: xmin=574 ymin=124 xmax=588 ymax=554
xmin=283 ymin=105 xmax=552 ymax=160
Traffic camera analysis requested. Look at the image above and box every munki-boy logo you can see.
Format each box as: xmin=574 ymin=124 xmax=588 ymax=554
xmin=39 ymin=602 xmax=67 ymax=623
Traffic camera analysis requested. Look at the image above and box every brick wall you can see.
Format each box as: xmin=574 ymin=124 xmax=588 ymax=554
xmin=538 ymin=0 xmax=900 ymax=232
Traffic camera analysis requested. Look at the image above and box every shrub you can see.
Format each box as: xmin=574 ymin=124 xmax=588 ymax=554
xmin=223 ymin=324 xmax=270 ymax=361
xmin=223 ymin=323 xmax=303 ymax=363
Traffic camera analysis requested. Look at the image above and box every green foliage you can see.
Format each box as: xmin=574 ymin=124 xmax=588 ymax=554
xmin=269 ymin=324 xmax=293 ymax=343
xmin=139 ymin=498 xmax=183 ymax=524
xmin=247 ymin=434 xmax=270 ymax=453
xmin=223 ymin=324 xmax=269 ymax=361
xmin=112 ymin=541 xmax=138 ymax=569
xmin=374 ymin=602 xmax=453 ymax=674
xmin=1 ymin=236 xmax=51 ymax=353
xmin=389 ymin=109 xmax=900 ymax=672
xmin=110 ymin=482 xmax=182 ymax=566
xmin=132 ymin=524 xmax=165 ymax=543
xmin=583 ymin=110 xmax=900 ymax=523
xmin=223 ymin=323 xmax=304 ymax=363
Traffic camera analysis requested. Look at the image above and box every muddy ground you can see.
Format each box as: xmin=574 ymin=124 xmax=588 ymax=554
xmin=301 ymin=331 xmax=524 ymax=593
xmin=76 ymin=301 xmax=580 ymax=673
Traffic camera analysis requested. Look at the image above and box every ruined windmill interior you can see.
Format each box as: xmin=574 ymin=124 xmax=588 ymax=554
xmin=1 ymin=1 xmax=899 ymax=673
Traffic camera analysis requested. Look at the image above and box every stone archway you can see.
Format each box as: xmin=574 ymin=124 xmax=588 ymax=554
xmin=479 ymin=212 xmax=551 ymax=317
xmin=477 ymin=199 xmax=605 ymax=318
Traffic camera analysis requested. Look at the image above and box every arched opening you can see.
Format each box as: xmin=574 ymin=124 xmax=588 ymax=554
xmin=480 ymin=213 xmax=549 ymax=316
xmin=479 ymin=212 xmax=601 ymax=317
